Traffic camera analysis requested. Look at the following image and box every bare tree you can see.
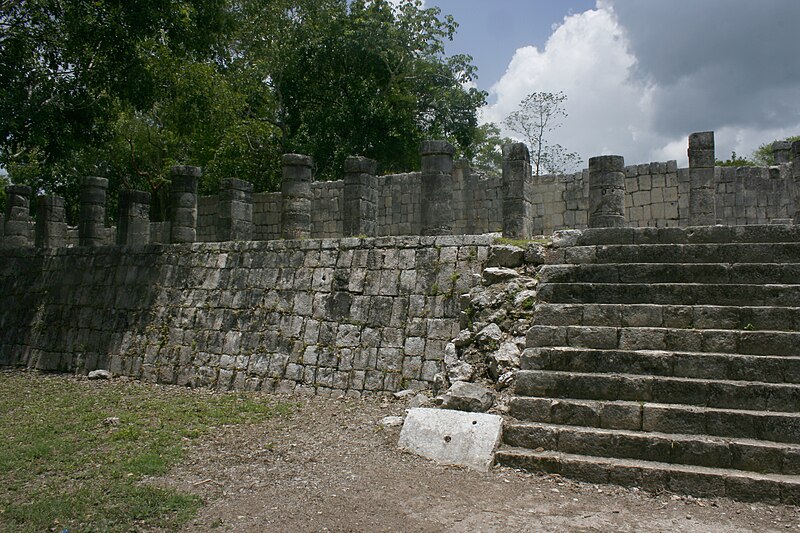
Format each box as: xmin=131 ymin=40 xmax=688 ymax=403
xmin=503 ymin=91 xmax=581 ymax=176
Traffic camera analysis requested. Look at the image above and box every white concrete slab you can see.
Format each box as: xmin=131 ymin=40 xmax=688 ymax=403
xmin=398 ymin=408 xmax=503 ymax=472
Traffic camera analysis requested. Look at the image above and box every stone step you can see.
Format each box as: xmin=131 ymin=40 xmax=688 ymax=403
xmin=502 ymin=422 xmax=800 ymax=476
xmin=570 ymin=225 xmax=800 ymax=247
xmin=507 ymin=397 xmax=800 ymax=444
xmin=550 ymin=243 xmax=800 ymax=265
xmin=531 ymin=303 xmax=800 ymax=332
xmin=521 ymin=347 xmax=800 ymax=385
xmin=494 ymin=448 xmax=800 ymax=504
xmin=514 ymin=370 xmax=800 ymax=412
xmin=536 ymin=282 xmax=800 ymax=306
xmin=538 ymin=263 xmax=800 ymax=285
xmin=526 ymin=325 xmax=800 ymax=357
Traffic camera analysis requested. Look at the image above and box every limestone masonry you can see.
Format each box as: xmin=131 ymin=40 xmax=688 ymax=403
xmin=2 ymin=133 xmax=800 ymax=502
xmin=0 ymin=235 xmax=490 ymax=394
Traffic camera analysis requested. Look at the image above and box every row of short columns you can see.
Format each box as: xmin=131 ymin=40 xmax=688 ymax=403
xmin=497 ymin=130 xmax=800 ymax=235
xmin=279 ymin=142 xmax=459 ymax=239
xmin=498 ymin=142 xmax=629 ymax=235
xmin=5 ymin=134 xmax=800 ymax=247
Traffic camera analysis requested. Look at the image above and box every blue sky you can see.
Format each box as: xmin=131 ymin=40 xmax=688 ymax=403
xmin=420 ymin=0 xmax=800 ymax=168
xmin=431 ymin=0 xmax=596 ymax=97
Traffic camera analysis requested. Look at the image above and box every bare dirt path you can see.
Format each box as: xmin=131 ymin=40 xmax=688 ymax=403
xmin=151 ymin=394 xmax=800 ymax=532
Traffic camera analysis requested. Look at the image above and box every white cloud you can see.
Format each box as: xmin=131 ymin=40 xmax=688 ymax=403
xmin=483 ymin=6 xmax=656 ymax=167
xmin=483 ymin=0 xmax=800 ymax=169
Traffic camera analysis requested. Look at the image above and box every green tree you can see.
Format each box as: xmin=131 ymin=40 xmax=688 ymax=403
xmin=503 ymin=91 xmax=581 ymax=176
xmin=751 ymin=136 xmax=800 ymax=166
xmin=715 ymin=151 xmax=755 ymax=167
xmin=232 ymin=0 xmax=486 ymax=180
xmin=1 ymin=0 xmax=486 ymax=219
xmin=467 ymin=123 xmax=514 ymax=175
xmin=0 ymin=0 xmax=235 ymax=220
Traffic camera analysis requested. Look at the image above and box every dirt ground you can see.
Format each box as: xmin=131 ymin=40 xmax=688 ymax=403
xmin=149 ymin=393 xmax=800 ymax=533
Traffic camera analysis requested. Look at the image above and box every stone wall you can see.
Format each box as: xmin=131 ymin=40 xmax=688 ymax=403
xmin=252 ymin=192 xmax=282 ymax=241
xmin=376 ymin=172 xmax=423 ymax=236
xmin=2 ymin=133 xmax=798 ymax=251
xmin=311 ymin=180 xmax=345 ymax=238
xmin=715 ymin=164 xmax=795 ymax=225
xmin=0 ymin=235 xmax=492 ymax=395
xmin=528 ymin=160 xmax=795 ymax=232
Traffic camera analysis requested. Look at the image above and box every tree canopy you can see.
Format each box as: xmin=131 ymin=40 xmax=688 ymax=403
xmin=503 ymin=91 xmax=581 ymax=176
xmin=751 ymin=136 xmax=800 ymax=166
xmin=0 ymin=0 xmax=487 ymax=220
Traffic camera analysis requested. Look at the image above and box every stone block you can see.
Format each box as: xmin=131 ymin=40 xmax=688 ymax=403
xmin=441 ymin=381 xmax=495 ymax=412
xmin=398 ymin=408 xmax=503 ymax=472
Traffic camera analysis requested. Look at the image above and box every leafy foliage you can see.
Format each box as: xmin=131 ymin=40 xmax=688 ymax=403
xmin=467 ymin=123 xmax=514 ymax=176
xmin=750 ymin=135 xmax=800 ymax=166
xmin=715 ymin=151 xmax=755 ymax=167
xmin=503 ymin=91 xmax=582 ymax=176
xmin=1 ymin=0 xmax=487 ymax=217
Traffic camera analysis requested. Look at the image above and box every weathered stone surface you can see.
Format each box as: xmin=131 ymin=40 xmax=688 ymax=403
xmin=551 ymin=230 xmax=582 ymax=248
xmin=441 ymin=381 xmax=495 ymax=412
xmin=589 ymin=155 xmax=626 ymax=228
xmin=398 ymin=407 xmax=503 ymax=471
xmin=524 ymin=243 xmax=547 ymax=265
xmin=446 ymin=361 xmax=475 ymax=383
xmin=475 ymin=323 xmax=503 ymax=347
xmin=420 ymin=141 xmax=454 ymax=236
xmin=453 ymin=329 xmax=474 ymax=348
xmin=482 ymin=267 xmax=520 ymax=284
xmin=379 ymin=415 xmax=405 ymax=428
xmin=88 ymin=369 xmax=112 ymax=380
xmin=488 ymin=342 xmax=521 ymax=379
xmin=513 ymin=290 xmax=537 ymax=309
xmin=487 ymin=244 xmax=524 ymax=268
xmin=0 ymin=236 xmax=490 ymax=395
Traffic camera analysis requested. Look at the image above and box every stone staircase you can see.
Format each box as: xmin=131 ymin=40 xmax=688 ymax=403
xmin=495 ymin=225 xmax=800 ymax=503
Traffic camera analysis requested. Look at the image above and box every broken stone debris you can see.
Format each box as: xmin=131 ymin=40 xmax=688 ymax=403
xmin=379 ymin=416 xmax=405 ymax=428
xmin=482 ymin=267 xmax=520 ymax=285
xmin=487 ymin=342 xmax=521 ymax=380
xmin=550 ymin=229 xmax=583 ymax=248
xmin=524 ymin=243 xmax=547 ymax=265
xmin=440 ymin=381 xmax=495 ymax=413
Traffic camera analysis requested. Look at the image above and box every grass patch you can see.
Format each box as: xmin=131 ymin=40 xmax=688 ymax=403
xmin=0 ymin=372 xmax=292 ymax=532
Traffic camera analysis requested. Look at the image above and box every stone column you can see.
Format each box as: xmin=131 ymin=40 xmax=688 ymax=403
xmin=792 ymin=141 xmax=800 ymax=224
xmin=217 ymin=178 xmax=254 ymax=241
xmin=281 ymin=154 xmax=313 ymax=239
xmin=688 ymin=131 xmax=716 ymax=226
xmin=502 ymin=143 xmax=534 ymax=238
xmin=169 ymin=165 xmax=200 ymax=244
xmin=773 ymin=141 xmax=791 ymax=165
xmin=343 ymin=156 xmax=377 ymax=237
xmin=588 ymin=155 xmax=626 ymax=228
xmin=117 ymin=189 xmax=152 ymax=245
xmin=35 ymin=195 xmax=67 ymax=248
xmin=4 ymin=185 xmax=32 ymax=247
xmin=78 ymin=176 xmax=108 ymax=246
xmin=420 ymin=140 xmax=454 ymax=236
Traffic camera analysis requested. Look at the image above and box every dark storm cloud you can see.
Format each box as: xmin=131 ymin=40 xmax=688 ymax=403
xmin=606 ymin=0 xmax=800 ymax=136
